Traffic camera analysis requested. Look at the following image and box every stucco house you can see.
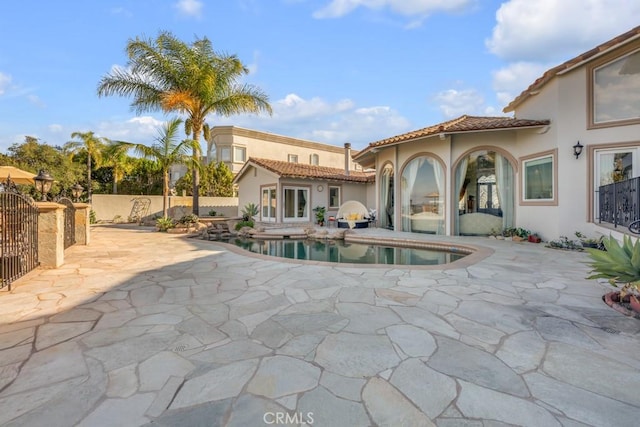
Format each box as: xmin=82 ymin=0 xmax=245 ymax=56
xmin=233 ymin=155 xmax=375 ymax=224
xmin=353 ymin=25 xmax=640 ymax=240
xmin=170 ymin=126 xmax=365 ymax=187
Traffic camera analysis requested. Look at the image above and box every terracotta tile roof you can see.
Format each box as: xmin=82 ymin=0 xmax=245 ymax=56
xmin=244 ymin=157 xmax=375 ymax=183
xmin=504 ymin=25 xmax=640 ymax=112
xmin=354 ymin=115 xmax=550 ymax=159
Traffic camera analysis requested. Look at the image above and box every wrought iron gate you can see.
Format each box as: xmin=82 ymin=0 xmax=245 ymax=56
xmin=1 ymin=179 xmax=39 ymax=291
xmin=56 ymin=197 xmax=76 ymax=249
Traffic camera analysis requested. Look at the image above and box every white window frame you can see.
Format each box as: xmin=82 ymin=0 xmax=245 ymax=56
xmin=261 ymin=186 xmax=277 ymax=222
xmin=283 ymin=186 xmax=309 ymax=222
xmin=220 ymin=147 xmax=231 ymax=162
xmin=288 ymin=154 xmax=298 ymax=163
xmin=329 ymin=186 xmax=341 ymax=209
xmin=521 ymin=150 xmax=557 ymax=205
xmin=593 ymin=146 xmax=640 ymax=220
xmin=233 ymin=146 xmax=246 ymax=163
xmin=310 ymin=153 xmax=319 ymax=165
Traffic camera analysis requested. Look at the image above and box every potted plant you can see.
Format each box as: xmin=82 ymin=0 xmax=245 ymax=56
xmin=528 ymin=233 xmax=542 ymax=243
xmin=313 ymin=206 xmax=326 ymax=226
xmin=585 ymin=235 xmax=640 ymax=317
xmin=513 ymin=227 xmax=531 ymax=242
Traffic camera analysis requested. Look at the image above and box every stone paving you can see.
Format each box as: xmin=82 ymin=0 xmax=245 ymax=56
xmin=0 ymin=224 xmax=639 ymax=426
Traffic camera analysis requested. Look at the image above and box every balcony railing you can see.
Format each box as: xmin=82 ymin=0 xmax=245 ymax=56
xmin=599 ymin=176 xmax=640 ymax=229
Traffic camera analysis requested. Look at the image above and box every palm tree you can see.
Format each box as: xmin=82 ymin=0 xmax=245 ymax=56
xmin=102 ymin=142 xmax=134 ymax=194
xmin=97 ymin=30 xmax=272 ymax=214
xmin=116 ymin=117 xmax=200 ymax=218
xmin=65 ymin=131 xmax=108 ymax=203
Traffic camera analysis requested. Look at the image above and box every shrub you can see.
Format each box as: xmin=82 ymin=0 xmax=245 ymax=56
xmin=241 ymin=203 xmax=259 ymax=221
xmin=89 ymin=209 xmax=97 ymax=224
xmin=176 ymin=214 xmax=199 ymax=226
xmin=586 ymin=235 xmax=640 ymax=301
xmin=235 ymin=220 xmax=254 ymax=231
xmin=208 ymin=209 xmax=217 ymax=217
xmin=156 ymin=217 xmax=175 ymax=232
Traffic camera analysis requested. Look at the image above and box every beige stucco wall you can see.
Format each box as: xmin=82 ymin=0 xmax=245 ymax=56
xmin=91 ymin=194 xmax=239 ymax=222
xmin=515 ymin=54 xmax=640 ymax=239
xmin=208 ymin=126 xmax=361 ymax=174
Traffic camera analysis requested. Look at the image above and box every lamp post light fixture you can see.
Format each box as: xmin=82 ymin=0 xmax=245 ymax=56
xmin=71 ymin=183 xmax=84 ymax=202
xmin=573 ymin=141 xmax=584 ymax=159
xmin=33 ymin=170 xmax=54 ymax=201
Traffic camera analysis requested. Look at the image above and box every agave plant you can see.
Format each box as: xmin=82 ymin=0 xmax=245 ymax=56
xmin=585 ymin=235 xmax=640 ymax=301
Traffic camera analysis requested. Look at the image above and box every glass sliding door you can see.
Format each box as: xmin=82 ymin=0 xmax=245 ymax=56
xmin=261 ymin=187 xmax=276 ymax=222
xmin=283 ymin=187 xmax=309 ymax=222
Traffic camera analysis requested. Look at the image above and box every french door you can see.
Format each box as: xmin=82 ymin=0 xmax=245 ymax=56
xmin=261 ymin=187 xmax=276 ymax=222
xmin=283 ymin=187 xmax=309 ymax=222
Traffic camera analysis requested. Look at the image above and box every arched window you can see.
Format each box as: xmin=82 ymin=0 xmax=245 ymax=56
xmin=400 ymin=155 xmax=445 ymax=234
xmin=379 ymin=163 xmax=394 ymax=229
xmin=310 ymin=153 xmax=319 ymax=165
xmin=454 ymin=149 xmax=515 ymax=235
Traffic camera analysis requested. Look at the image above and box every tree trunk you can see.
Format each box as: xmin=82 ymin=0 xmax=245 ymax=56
xmin=112 ymin=169 xmax=118 ymax=194
xmin=163 ymin=170 xmax=169 ymax=218
xmin=192 ymin=129 xmax=201 ymax=216
xmin=87 ymin=156 xmax=92 ymax=203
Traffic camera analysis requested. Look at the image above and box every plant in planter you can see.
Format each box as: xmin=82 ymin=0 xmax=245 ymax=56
xmin=575 ymin=231 xmax=602 ymax=249
xmin=512 ymin=227 xmax=531 ymax=242
xmin=547 ymin=235 xmax=583 ymax=251
xmin=585 ymin=235 xmax=640 ymax=317
xmin=313 ymin=205 xmax=326 ymax=226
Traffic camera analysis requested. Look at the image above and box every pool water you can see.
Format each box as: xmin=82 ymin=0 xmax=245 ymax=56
xmin=225 ymin=238 xmax=467 ymax=266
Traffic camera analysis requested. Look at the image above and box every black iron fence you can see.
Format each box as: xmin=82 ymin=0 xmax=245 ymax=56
xmin=1 ymin=179 xmax=39 ymax=291
xmin=56 ymin=197 xmax=76 ymax=249
xmin=599 ymin=176 xmax=640 ymax=229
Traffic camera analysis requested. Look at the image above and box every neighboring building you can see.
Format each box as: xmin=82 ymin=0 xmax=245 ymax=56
xmin=170 ymin=126 xmax=364 ymax=188
xmin=353 ymin=26 xmax=640 ymax=240
xmin=233 ymin=156 xmax=375 ymax=224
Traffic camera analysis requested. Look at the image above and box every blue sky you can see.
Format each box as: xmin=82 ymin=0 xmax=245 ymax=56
xmin=1 ymin=0 xmax=638 ymax=152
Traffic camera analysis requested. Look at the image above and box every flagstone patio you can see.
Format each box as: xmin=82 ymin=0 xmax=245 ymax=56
xmin=0 ymin=224 xmax=638 ymax=426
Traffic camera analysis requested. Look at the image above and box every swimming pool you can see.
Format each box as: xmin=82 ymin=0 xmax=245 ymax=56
xmin=224 ymin=237 xmax=467 ymax=266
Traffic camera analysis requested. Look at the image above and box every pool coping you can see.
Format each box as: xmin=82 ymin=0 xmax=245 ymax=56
xmin=203 ymin=233 xmax=494 ymax=270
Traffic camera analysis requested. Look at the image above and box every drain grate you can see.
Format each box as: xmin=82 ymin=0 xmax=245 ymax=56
xmin=173 ymin=344 xmax=188 ymax=352
xmin=600 ymin=327 xmax=620 ymax=334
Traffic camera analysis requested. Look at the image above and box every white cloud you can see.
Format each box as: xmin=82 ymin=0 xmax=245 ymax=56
xmin=313 ymin=0 xmax=474 ymax=21
xmin=48 ymin=124 xmax=63 ymax=133
xmin=491 ymin=61 xmax=550 ymax=107
xmin=210 ymin=93 xmax=410 ymax=149
xmin=27 ymin=94 xmax=46 ymax=108
xmin=0 ymin=72 xmax=12 ymax=95
xmin=433 ymin=87 xmax=486 ymax=118
xmin=487 ymin=0 xmax=640 ymax=62
xmin=96 ymin=116 xmax=166 ymax=144
xmin=174 ymin=0 xmax=203 ymax=18
xmin=111 ymin=7 xmax=133 ymax=18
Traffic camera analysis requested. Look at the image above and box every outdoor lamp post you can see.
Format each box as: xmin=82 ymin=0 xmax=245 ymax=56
xmin=71 ymin=183 xmax=84 ymax=202
xmin=33 ymin=170 xmax=54 ymax=201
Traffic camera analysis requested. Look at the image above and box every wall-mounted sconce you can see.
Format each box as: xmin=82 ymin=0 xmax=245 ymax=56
xmin=573 ymin=141 xmax=583 ymax=159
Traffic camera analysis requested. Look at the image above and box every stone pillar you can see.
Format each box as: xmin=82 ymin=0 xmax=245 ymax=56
xmin=73 ymin=203 xmax=91 ymax=245
xmin=36 ymin=202 xmax=65 ymax=268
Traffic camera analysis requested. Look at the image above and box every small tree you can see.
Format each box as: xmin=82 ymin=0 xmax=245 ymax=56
xmin=115 ymin=118 xmax=201 ymax=218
